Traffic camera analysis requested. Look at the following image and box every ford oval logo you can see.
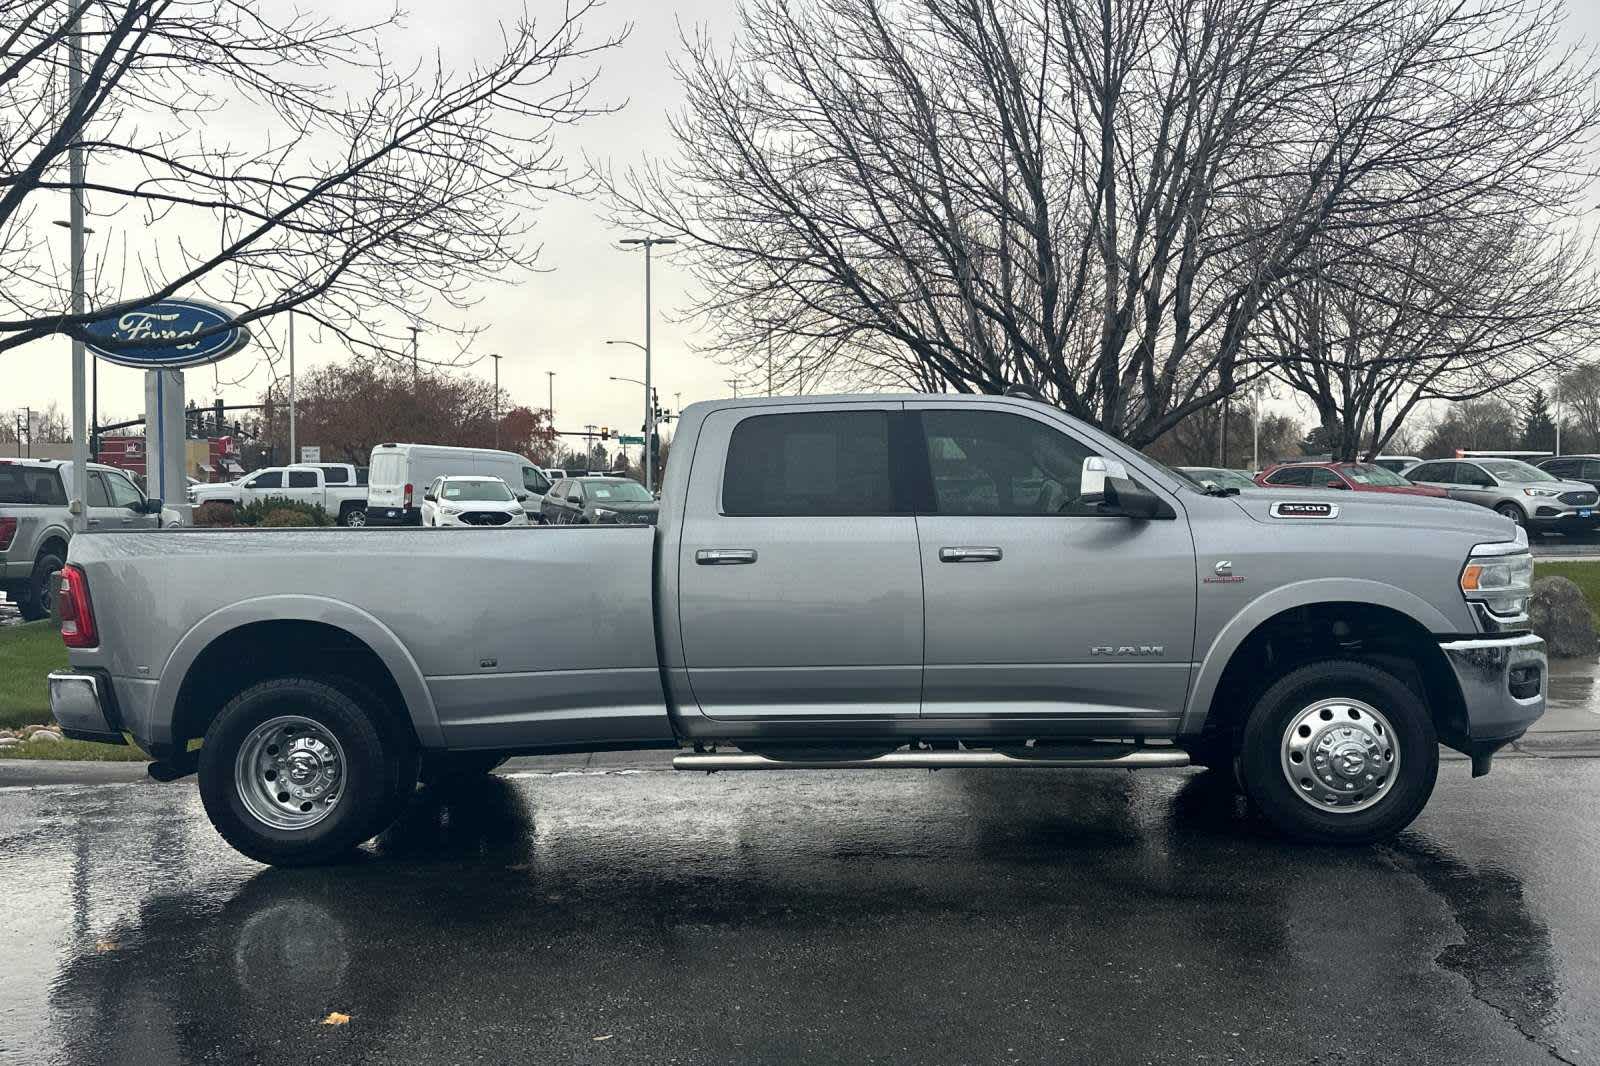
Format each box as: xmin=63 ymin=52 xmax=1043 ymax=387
xmin=82 ymin=298 xmax=251 ymax=370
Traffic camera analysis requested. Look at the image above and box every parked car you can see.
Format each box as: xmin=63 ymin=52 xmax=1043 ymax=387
xmin=1 ymin=459 xmax=171 ymax=619
xmin=1402 ymin=457 xmax=1598 ymax=532
xmin=1535 ymin=455 xmax=1600 ymax=493
xmin=303 ymin=462 xmax=367 ymax=489
xmin=190 ymin=465 xmax=369 ymax=526
xmin=420 ymin=476 xmax=531 ymax=527
xmin=543 ymin=468 xmax=568 ymax=481
xmin=366 ymin=444 xmax=552 ymax=527
xmin=540 ymin=476 xmax=659 ymax=525
xmin=1254 ymin=461 xmax=1448 ymax=498
xmin=50 ymin=394 xmax=1545 ymax=865
xmin=1368 ymin=455 xmax=1424 ymax=474
xmin=1175 ymin=467 xmax=1257 ymax=492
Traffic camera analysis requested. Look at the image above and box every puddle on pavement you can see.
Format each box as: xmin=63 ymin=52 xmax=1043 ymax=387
xmin=1545 ymin=656 xmax=1600 ymax=715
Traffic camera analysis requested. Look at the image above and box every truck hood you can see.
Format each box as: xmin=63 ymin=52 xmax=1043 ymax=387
xmin=1225 ymin=487 xmax=1515 ymax=542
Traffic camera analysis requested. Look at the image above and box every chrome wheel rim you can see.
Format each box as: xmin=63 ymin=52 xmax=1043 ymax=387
xmin=346 ymin=510 xmax=366 ymax=527
xmin=1280 ymin=698 xmax=1398 ymax=814
xmin=234 ymin=715 xmax=346 ymax=830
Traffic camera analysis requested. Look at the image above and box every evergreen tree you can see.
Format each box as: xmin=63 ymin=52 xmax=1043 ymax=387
xmin=1523 ymin=389 xmax=1557 ymax=452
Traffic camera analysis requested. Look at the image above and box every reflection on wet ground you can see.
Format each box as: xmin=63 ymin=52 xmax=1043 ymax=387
xmin=2 ymin=762 xmax=1597 ymax=1065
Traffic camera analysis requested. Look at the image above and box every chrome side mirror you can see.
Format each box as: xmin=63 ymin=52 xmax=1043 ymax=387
xmin=1080 ymin=456 xmax=1129 ymax=504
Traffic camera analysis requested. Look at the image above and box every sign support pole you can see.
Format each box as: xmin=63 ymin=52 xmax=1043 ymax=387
xmin=68 ymin=9 xmax=88 ymax=532
xmin=288 ymin=311 xmax=297 ymax=461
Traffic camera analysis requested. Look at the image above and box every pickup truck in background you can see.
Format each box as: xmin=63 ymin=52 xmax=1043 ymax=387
xmin=190 ymin=465 xmax=368 ymax=526
xmin=49 ymin=395 xmax=1545 ymax=865
xmin=1 ymin=459 xmax=171 ymax=620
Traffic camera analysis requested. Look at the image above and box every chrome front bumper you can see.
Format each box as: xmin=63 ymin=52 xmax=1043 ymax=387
xmin=47 ymin=671 xmax=127 ymax=745
xmin=1439 ymin=633 xmax=1546 ymax=743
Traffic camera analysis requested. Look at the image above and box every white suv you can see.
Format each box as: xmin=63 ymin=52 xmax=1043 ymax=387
xmin=420 ymin=476 xmax=530 ymax=527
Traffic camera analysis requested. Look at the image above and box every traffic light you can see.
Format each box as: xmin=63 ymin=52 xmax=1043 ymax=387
xmin=600 ymin=426 xmax=610 ymax=440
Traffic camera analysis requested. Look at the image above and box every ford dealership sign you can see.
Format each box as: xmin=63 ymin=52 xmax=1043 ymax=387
xmin=83 ymin=298 xmax=251 ymax=369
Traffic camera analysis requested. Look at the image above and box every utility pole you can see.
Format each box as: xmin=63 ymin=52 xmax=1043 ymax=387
xmin=766 ymin=332 xmax=773 ymax=396
xmin=675 ymin=392 xmax=682 ymax=420
xmin=1219 ymin=395 xmax=1231 ymax=468
xmin=726 ymin=378 xmax=742 ymax=398
xmin=620 ymin=236 xmax=677 ymax=493
xmin=489 ymin=353 xmax=501 ymax=449
xmin=1555 ymin=373 xmax=1563 ymax=455
xmin=546 ymin=370 xmax=556 ymax=465
xmin=408 ymin=325 xmax=420 ymax=389
xmin=287 ymin=310 xmax=297 ymax=461
xmin=67 ymin=7 xmax=88 ymax=530
xmin=1252 ymin=389 xmax=1261 ymax=473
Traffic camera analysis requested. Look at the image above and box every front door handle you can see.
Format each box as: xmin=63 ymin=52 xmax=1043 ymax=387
xmin=939 ymin=546 xmax=1002 ymax=563
xmin=696 ymin=548 xmax=758 ymax=565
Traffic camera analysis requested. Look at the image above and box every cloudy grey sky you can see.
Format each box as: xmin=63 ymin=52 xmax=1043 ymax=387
xmin=7 ymin=0 xmax=1600 ymax=445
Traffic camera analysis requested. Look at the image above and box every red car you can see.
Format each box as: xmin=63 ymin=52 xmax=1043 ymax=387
xmin=1253 ymin=461 xmax=1449 ymax=497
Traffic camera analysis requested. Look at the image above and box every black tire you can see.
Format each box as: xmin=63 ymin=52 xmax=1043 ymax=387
xmin=419 ymin=751 xmax=508 ymax=787
xmin=198 ymin=677 xmax=397 ymax=866
xmin=340 ymin=506 xmax=368 ymax=528
xmin=1239 ymin=659 xmax=1437 ymax=844
xmin=16 ymin=552 xmax=63 ymax=622
xmin=1494 ymin=502 xmax=1526 ymax=528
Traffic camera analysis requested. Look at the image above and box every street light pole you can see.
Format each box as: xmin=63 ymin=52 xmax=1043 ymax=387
xmin=67 ymin=8 xmax=88 ymax=531
xmin=620 ymin=236 xmax=676 ymax=492
xmin=288 ymin=311 xmax=297 ymax=461
xmin=408 ymin=325 xmax=420 ymax=389
xmin=489 ymin=353 xmax=501 ymax=448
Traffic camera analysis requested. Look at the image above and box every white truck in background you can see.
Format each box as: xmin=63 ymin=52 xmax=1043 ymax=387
xmin=190 ymin=465 xmax=369 ymax=526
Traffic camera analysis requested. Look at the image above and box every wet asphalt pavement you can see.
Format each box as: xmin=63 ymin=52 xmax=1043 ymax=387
xmin=1 ymin=760 xmax=1597 ymax=1065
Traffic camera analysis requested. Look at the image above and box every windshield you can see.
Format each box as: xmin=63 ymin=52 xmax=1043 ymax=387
xmin=1342 ymin=464 xmax=1411 ymax=487
xmin=1178 ymin=467 xmax=1255 ymax=490
xmin=1479 ymin=459 xmax=1557 ymax=484
xmin=441 ymin=480 xmax=514 ymax=502
xmin=587 ymin=480 xmax=653 ymax=503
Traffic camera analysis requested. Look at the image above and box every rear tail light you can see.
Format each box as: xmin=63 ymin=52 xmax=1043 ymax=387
xmin=403 ymin=483 xmax=414 ymax=509
xmin=0 ymin=517 xmax=16 ymax=552
xmin=59 ymin=565 xmax=98 ymax=648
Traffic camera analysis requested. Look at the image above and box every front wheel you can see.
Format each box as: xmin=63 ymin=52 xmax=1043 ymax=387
xmin=1494 ymin=502 xmax=1526 ymax=528
xmin=198 ymin=678 xmax=399 ymax=865
xmin=1239 ymin=659 xmax=1437 ymax=844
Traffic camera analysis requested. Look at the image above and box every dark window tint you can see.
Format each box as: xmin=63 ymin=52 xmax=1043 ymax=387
xmin=321 ymin=466 xmax=349 ymax=485
xmin=86 ymin=471 xmax=111 ymax=507
xmin=355 ymin=468 xmax=369 ymax=486
xmin=1583 ymin=460 xmax=1600 ymax=481
xmin=1543 ymin=459 xmax=1578 ymax=478
xmin=1408 ymin=462 xmax=1445 ymax=482
xmin=1457 ymin=463 xmax=1493 ymax=486
xmin=288 ymin=470 xmax=318 ymax=488
xmin=1306 ymin=467 xmax=1343 ymax=488
xmin=723 ymin=411 xmax=893 ymax=516
xmin=1266 ymin=466 xmax=1312 ymax=486
xmin=921 ymin=410 xmax=1098 ymax=515
xmin=522 ymin=466 xmax=551 ymax=494
xmin=0 ymin=467 xmax=66 ymax=505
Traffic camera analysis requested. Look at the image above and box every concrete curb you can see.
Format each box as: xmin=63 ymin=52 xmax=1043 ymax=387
xmin=1512 ymin=731 xmax=1600 ymax=757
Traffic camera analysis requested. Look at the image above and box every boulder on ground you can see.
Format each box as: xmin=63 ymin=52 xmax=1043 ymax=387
xmin=1529 ymin=576 xmax=1598 ymax=658
xmin=28 ymin=729 xmax=61 ymax=743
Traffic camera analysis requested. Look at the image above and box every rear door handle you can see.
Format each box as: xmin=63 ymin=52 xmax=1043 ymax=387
xmin=696 ymin=548 xmax=758 ymax=565
xmin=939 ymin=546 xmax=1002 ymax=563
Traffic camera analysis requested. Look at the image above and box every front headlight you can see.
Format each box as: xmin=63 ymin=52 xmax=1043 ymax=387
xmin=593 ymin=507 xmax=618 ymax=520
xmin=1461 ymin=544 xmax=1534 ymax=620
xmin=439 ymin=505 xmax=462 ymax=515
xmin=1523 ymin=487 xmax=1560 ymax=498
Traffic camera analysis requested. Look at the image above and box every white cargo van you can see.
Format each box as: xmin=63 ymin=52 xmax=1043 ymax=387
xmin=366 ymin=444 xmax=553 ymax=526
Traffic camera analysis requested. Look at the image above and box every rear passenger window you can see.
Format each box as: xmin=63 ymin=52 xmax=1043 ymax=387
xmin=288 ymin=470 xmax=317 ymax=488
xmin=723 ymin=411 xmax=893 ymax=516
xmin=1267 ymin=467 xmax=1311 ymax=486
xmin=322 ymin=467 xmax=349 ymax=485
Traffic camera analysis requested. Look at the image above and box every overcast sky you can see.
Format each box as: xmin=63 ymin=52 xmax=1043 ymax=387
xmin=7 ymin=0 xmax=1600 ymax=449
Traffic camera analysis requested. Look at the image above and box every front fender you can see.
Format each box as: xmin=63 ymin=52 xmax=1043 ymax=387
xmin=154 ymin=594 xmax=443 ymax=747
xmin=1180 ymin=578 xmax=1457 ymax=736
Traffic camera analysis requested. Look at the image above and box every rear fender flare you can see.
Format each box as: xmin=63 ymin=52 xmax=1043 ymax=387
xmin=154 ymin=594 xmax=443 ymax=746
xmin=1181 ymin=578 xmax=1457 ymax=736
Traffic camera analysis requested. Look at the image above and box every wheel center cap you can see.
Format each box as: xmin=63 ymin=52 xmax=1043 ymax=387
xmin=1330 ymin=741 xmax=1368 ymax=778
xmin=287 ymin=752 xmax=319 ymax=783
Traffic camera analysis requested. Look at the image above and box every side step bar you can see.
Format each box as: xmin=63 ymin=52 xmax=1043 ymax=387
xmin=673 ymin=749 xmax=1191 ymax=772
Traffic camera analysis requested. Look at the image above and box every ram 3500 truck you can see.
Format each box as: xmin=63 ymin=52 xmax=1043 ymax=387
xmin=48 ymin=395 xmax=1545 ymax=865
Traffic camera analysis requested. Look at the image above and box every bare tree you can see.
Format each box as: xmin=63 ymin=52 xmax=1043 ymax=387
xmin=1558 ymin=363 xmax=1600 ymax=454
xmin=1 ymin=0 xmax=622 ymax=365
xmin=1260 ymin=224 xmax=1600 ymax=461
xmin=609 ymin=0 xmax=1600 ymax=446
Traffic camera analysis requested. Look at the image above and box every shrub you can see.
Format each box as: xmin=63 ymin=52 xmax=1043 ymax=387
xmin=233 ymin=497 xmax=335 ymax=527
xmin=193 ymin=501 xmax=239 ymax=527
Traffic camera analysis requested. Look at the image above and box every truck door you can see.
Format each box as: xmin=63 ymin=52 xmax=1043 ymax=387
xmin=906 ymin=402 xmax=1196 ymax=727
xmin=100 ymin=468 xmax=159 ymax=529
xmin=675 ymin=404 xmax=924 ymax=721
xmin=285 ymin=468 xmax=321 ymax=507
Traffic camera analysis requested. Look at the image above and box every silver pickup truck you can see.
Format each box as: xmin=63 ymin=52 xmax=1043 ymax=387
xmin=48 ymin=395 xmax=1545 ymax=865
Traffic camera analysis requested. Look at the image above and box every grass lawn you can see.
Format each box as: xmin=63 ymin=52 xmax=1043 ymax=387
xmin=1533 ymin=561 xmax=1600 ymax=620
xmin=0 ymin=621 xmax=66 ymax=730
xmin=0 ymin=621 xmax=145 ymax=760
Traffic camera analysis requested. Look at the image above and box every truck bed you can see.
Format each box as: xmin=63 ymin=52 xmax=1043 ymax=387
xmin=66 ymin=525 xmax=673 ymax=754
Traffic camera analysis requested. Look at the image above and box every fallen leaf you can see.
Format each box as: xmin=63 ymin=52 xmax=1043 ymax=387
xmin=321 ymin=1012 xmax=351 ymax=1027
xmin=94 ymin=939 xmax=117 ymax=953
xmin=593 ymin=1035 xmax=612 ymax=1042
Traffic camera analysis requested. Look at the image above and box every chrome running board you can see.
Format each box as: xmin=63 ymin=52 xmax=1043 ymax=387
xmin=673 ymin=748 xmax=1190 ymax=771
